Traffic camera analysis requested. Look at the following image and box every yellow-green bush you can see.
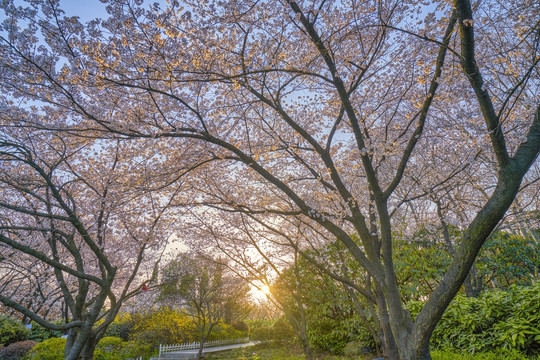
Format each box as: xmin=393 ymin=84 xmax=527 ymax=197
xmin=26 ymin=337 xmax=66 ymax=360
xmin=129 ymin=308 xmax=198 ymax=346
xmin=94 ymin=338 xmax=156 ymax=360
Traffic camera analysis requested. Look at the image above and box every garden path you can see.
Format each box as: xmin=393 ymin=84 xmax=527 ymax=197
xmin=152 ymin=341 xmax=257 ymax=359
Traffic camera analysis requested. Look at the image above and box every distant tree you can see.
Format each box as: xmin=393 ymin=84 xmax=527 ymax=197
xmin=159 ymin=253 xmax=249 ymax=360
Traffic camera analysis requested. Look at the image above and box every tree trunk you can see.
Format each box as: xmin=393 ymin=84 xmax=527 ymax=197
xmin=374 ymin=286 xmax=399 ymax=359
xmin=283 ymin=305 xmax=314 ymax=360
xmin=80 ymin=337 xmax=98 ymax=360
xmin=395 ymin=337 xmax=432 ymax=360
xmin=298 ymin=332 xmax=314 ymax=360
xmin=347 ymin=286 xmax=382 ymax=355
xmin=197 ymin=323 xmax=214 ymax=360
xmin=464 ymin=264 xmax=483 ymax=298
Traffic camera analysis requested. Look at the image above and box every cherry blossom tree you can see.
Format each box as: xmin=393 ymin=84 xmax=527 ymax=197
xmin=189 ymin=211 xmax=320 ymax=359
xmin=0 ymin=252 xmax=65 ymax=323
xmin=0 ymin=0 xmax=538 ymax=359
xmin=0 ymin=130 xmax=181 ymax=359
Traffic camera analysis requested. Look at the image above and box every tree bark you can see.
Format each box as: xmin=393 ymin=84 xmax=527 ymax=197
xmin=374 ymin=286 xmax=399 ymax=359
xmin=464 ymin=265 xmax=483 ymax=298
xmin=80 ymin=335 xmax=98 ymax=360
xmin=197 ymin=323 xmax=213 ymax=360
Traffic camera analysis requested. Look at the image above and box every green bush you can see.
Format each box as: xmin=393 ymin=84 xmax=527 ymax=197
xmin=231 ymin=320 xmax=250 ymax=334
xmin=206 ymin=324 xmax=245 ymax=341
xmin=0 ymin=315 xmax=29 ymax=346
xmin=26 ymin=337 xmax=66 ymax=360
xmin=342 ymin=340 xmax=372 ymax=357
xmin=305 ymin=307 xmax=375 ymax=354
xmin=250 ymin=326 xmax=274 ymax=342
xmin=272 ymin=317 xmax=295 ymax=343
xmin=95 ymin=338 xmax=157 ymax=360
xmin=97 ymin=336 xmax=124 ymax=349
xmin=28 ymin=321 xmax=64 ymax=342
xmin=118 ymin=340 xmax=155 ymax=360
xmin=0 ymin=340 xmax=37 ymax=360
xmin=246 ymin=319 xmax=274 ymax=330
xmin=103 ymin=321 xmax=133 ymax=341
xmin=26 ymin=337 xmax=156 ymax=360
xmin=95 ymin=336 xmax=125 ymax=359
xmin=306 ymin=315 xmax=349 ymax=354
xmin=415 ymin=283 xmax=540 ymax=356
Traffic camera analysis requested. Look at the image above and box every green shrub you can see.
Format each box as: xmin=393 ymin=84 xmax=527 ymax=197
xmin=342 ymin=340 xmax=372 ymax=357
xmin=0 ymin=340 xmax=37 ymax=360
xmin=306 ymin=316 xmax=349 ymax=354
xmin=28 ymin=321 xmax=64 ymax=342
xmin=97 ymin=336 xmax=124 ymax=349
xmin=206 ymin=324 xmax=245 ymax=341
xmin=26 ymin=337 xmax=66 ymax=360
xmin=425 ymin=283 xmax=540 ymax=355
xmin=271 ymin=317 xmax=295 ymax=343
xmin=26 ymin=337 xmax=156 ymax=360
xmin=118 ymin=340 xmax=155 ymax=360
xmin=231 ymin=321 xmax=250 ymax=334
xmin=103 ymin=321 xmax=133 ymax=341
xmin=0 ymin=315 xmax=29 ymax=346
xmin=95 ymin=336 xmax=125 ymax=358
xmin=250 ymin=326 xmax=274 ymax=342
xmin=246 ymin=319 xmax=274 ymax=330
xmin=96 ymin=338 xmax=157 ymax=360
xmin=350 ymin=317 xmax=377 ymax=352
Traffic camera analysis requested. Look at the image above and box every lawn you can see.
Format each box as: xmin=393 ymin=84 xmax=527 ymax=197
xmin=205 ymin=343 xmax=351 ymax=360
xmin=205 ymin=343 xmax=537 ymax=360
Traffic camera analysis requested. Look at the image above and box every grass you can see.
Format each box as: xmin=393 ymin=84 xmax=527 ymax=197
xmin=431 ymin=348 xmax=539 ymax=360
xmin=205 ymin=343 xmax=539 ymax=360
xmin=204 ymin=343 xmax=353 ymax=360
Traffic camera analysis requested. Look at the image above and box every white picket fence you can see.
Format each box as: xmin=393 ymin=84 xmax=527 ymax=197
xmin=159 ymin=337 xmax=249 ymax=355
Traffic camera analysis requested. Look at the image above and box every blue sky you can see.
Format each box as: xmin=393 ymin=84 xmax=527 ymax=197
xmin=60 ymin=0 xmax=111 ymax=21
xmin=60 ymin=0 xmax=167 ymax=21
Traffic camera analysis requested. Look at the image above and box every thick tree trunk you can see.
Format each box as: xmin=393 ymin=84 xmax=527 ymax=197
xmin=80 ymin=337 xmax=98 ymax=360
xmin=395 ymin=337 xmax=431 ymax=360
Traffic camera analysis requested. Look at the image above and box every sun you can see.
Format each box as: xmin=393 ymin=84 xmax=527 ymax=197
xmin=260 ymin=285 xmax=272 ymax=296
xmin=250 ymin=284 xmax=272 ymax=301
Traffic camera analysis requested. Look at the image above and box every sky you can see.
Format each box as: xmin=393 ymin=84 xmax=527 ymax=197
xmin=60 ymin=0 xmax=168 ymax=21
xmin=61 ymin=0 xmax=109 ymax=21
